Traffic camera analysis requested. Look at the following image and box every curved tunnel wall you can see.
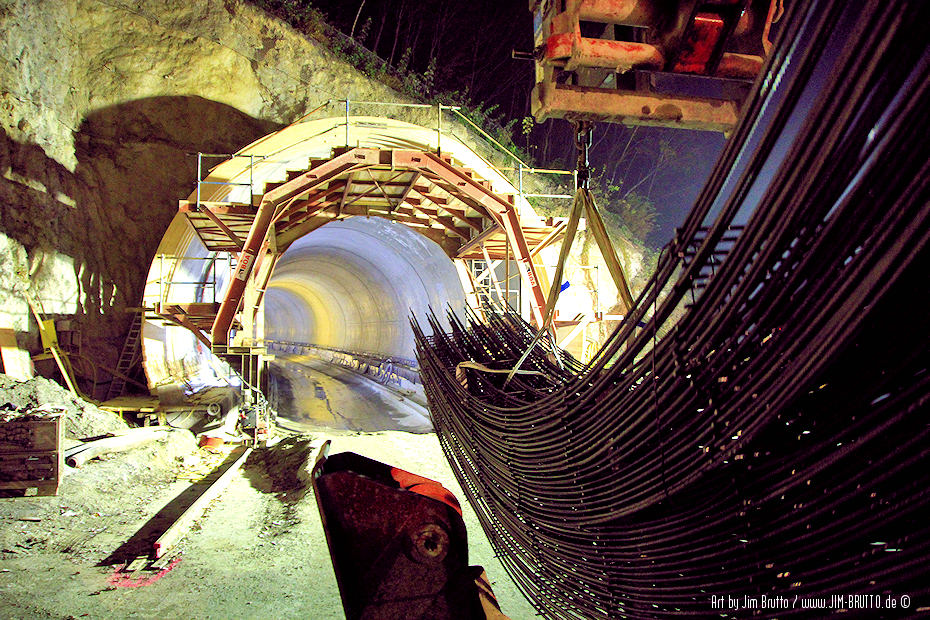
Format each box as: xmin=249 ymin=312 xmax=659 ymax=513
xmin=142 ymin=115 xmax=540 ymax=395
xmin=265 ymin=216 xmax=465 ymax=359
xmin=142 ymin=214 xmax=234 ymax=397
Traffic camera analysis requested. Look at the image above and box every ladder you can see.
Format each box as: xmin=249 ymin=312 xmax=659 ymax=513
xmin=106 ymin=313 xmax=143 ymax=401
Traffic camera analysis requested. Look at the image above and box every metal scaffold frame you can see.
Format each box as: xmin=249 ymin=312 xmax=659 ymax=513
xmin=147 ymin=103 xmax=628 ymax=400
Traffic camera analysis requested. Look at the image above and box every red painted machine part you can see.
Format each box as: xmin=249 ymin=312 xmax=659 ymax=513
xmin=390 ymin=467 xmax=463 ymax=516
xmin=673 ymin=12 xmax=726 ymax=74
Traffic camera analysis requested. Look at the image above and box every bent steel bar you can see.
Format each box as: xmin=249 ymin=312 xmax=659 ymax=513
xmin=415 ymin=0 xmax=930 ymax=617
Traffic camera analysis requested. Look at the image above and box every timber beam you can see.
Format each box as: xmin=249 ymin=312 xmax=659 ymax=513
xmin=394 ymin=150 xmax=548 ymax=326
xmin=197 ymin=146 xmax=558 ymax=345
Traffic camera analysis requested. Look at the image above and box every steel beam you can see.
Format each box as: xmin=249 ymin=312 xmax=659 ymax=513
xmin=394 ymin=150 xmax=548 ymax=326
xmin=210 ymin=147 xmax=557 ymax=343
xmin=532 ymin=81 xmax=740 ymax=130
xmin=199 ymin=206 xmax=245 ymax=251
xmin=211 ymin=148 xmax=379 ymax=344
xmin=456 ymin=225 xmax=502 ymax=258
xmin=275 ymin=215 xmax=334 ymax=251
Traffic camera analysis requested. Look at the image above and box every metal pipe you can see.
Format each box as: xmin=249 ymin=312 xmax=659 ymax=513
xmin=196 ymin=153 xmax=202 ymax=209
xmin=437 ymin=104 xmax=442 ymax=156
xmin=344 ymin=99 xmax=350 ymax=146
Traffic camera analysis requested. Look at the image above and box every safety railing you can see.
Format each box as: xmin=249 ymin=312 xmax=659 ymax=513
xmin=153 ymin=253 xmax=232 ymax=308
xmin=282 ymin=98 xmax=577 ymax=208
xmin=194 ymin=152 xmax=264 ymax=207
xmin=182 ymin=100 xmax=577 ymax=228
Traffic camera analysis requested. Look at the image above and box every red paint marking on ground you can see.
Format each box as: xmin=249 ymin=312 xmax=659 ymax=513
xmin=107 ymin=557 xmax=182 ymax=588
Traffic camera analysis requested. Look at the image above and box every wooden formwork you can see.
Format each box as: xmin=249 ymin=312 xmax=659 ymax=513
xmin=0 ymin=414 xmax=64 ymax=496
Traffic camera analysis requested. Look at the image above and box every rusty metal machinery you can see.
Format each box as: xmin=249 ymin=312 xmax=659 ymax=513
xmin=530 ymin=0 xmax=781 ymax=130
xmin=312 ymin=443 xmax=508 ymax=619
xmin=417 ymin=0 xmax=930 ymax=617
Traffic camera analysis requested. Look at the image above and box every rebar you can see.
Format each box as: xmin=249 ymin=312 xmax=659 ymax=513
xmin=413 ymin=1 xmax=930 ymax=617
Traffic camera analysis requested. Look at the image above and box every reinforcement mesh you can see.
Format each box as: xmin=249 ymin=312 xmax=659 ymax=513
xmin=414 ymin=1 xmax=930 ymax=617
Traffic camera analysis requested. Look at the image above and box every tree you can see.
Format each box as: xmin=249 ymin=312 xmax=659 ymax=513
xmin=350 ymin=1 xmax=366 ymax=39
xmin=589 ymin=175 xmax=658 ymax=243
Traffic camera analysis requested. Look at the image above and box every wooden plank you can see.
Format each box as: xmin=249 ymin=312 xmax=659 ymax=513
xmin=100 ymin=396 xmax=159 ymax=414
xmin=0 ymin=415 xmax=62 ymax=495
xmin=179 ymin=201 xmax=258 ymax=215
xmin=153 ymin=446 xmax=252 ymax=558
xmin=0 ymin=418 xmax=59 ymax=452
xmin=0 ymin=328 xmax=32 ymax=380
xmin=0 ymin=328 xmax=15 ymax=347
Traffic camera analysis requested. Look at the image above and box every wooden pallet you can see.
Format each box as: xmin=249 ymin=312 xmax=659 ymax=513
xmin=0 ymin=415 xmax=63 ymax=496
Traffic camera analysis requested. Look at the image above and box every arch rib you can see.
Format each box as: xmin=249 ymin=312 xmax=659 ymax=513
xmin=203 ymin=147 xmax=553 ymax=345
xmin=211 ymin=148 xmax=382 ymax=345
xmin=393 ymin=150 xmax=548 ymax=326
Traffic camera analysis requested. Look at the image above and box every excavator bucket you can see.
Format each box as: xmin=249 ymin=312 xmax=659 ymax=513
xmin=311 ymin=442 xmax=508 ymax=619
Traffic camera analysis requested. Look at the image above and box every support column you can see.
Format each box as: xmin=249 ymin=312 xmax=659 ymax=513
xmin=211 ymin=200 xmax=275 ymax=345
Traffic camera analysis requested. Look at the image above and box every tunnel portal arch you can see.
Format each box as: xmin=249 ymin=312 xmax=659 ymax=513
xmin=265 ymin=215 xmax=468 ymax=358
xmin=141 ymin=115 xmax=564 ymax=394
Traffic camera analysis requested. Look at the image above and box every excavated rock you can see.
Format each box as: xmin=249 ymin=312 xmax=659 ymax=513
xmin=0 ymin=0 xmax=412 ymax=372
xmin=0 ymin=373 xmax=127 ymax=439
xmin=0 ymin=0 xmax=578 ymax=383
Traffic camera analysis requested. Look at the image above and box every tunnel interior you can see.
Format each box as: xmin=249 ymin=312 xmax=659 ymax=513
xmin=264 ymin=215 xmax=466 ymax=361
xmin=140 ymin=115 xmax=547 ymax=406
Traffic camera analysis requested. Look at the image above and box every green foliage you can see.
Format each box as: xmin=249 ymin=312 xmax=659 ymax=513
xmin=588 ymin=172 xmax=658 ymax=245
xmin=423 ymin=57 xmax=437 ymax=93
xmin=246 ymin=0 xmax=532 ymax=170
xmin=397 ymin=47 xmax=413 ymax=74
xmin=356 ymin=17 xmax=372 ymax=44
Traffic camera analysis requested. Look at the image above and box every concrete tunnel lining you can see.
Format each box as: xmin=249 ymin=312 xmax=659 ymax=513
xmin=141 ymin=115 xmax=550 ymax=396
xmin=265 ymin=216 xmax=467 ymax=359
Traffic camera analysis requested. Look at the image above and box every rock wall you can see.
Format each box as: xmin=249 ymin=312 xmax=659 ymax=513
xmin=0 ymin=0 xmax=437 ymax=388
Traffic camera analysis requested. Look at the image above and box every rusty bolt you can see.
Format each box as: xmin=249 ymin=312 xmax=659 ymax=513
xmin=409 ymin=522 xmax=449 ymax=563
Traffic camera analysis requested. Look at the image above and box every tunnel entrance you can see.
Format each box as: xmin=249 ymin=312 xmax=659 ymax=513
xmin=262 ymin=216 xmax=459 ymax=432
xmin=140 ymin=115 xmax=566 ymax=425
xmin=265 ymin=216 xmax=465 ymax=360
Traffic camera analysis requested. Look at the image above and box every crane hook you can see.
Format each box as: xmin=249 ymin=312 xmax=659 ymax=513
xmin=573 ymin=120 xmax=593 ymax=190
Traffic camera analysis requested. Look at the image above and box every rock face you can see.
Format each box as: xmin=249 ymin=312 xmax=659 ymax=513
xmin=0 ymin=0 xmax=424 ymax=385
xmin=0 ymin=0 xmax=648 ymax=392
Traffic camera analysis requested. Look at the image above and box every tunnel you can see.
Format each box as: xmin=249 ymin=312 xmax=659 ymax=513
xmin=139 ymin=114 xmax=565 ymax=422
xmin=265 ymin=216 xmax=465 ymax=360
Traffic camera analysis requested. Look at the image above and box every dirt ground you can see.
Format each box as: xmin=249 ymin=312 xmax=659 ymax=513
xmin=0 ymin=375 xmax=538 ymax=619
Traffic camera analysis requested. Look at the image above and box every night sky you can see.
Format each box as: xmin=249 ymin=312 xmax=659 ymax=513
xmin=295 ymin=0 xmax=728 ymax=248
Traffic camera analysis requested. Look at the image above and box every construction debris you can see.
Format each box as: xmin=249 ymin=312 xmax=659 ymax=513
xmin=153 ymin=446 xmax=252 ymax=559
xmin=0 ymin=374 xmax=128 ymax=439
xmin=64 ymin=427 xmax=173 ymax=468
xmin=0 ymin=406 xmax=63 ymax=496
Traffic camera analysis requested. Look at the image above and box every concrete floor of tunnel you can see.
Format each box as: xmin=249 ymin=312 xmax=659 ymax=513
xmin=267 ymin=354 xmax=432 ymax=433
